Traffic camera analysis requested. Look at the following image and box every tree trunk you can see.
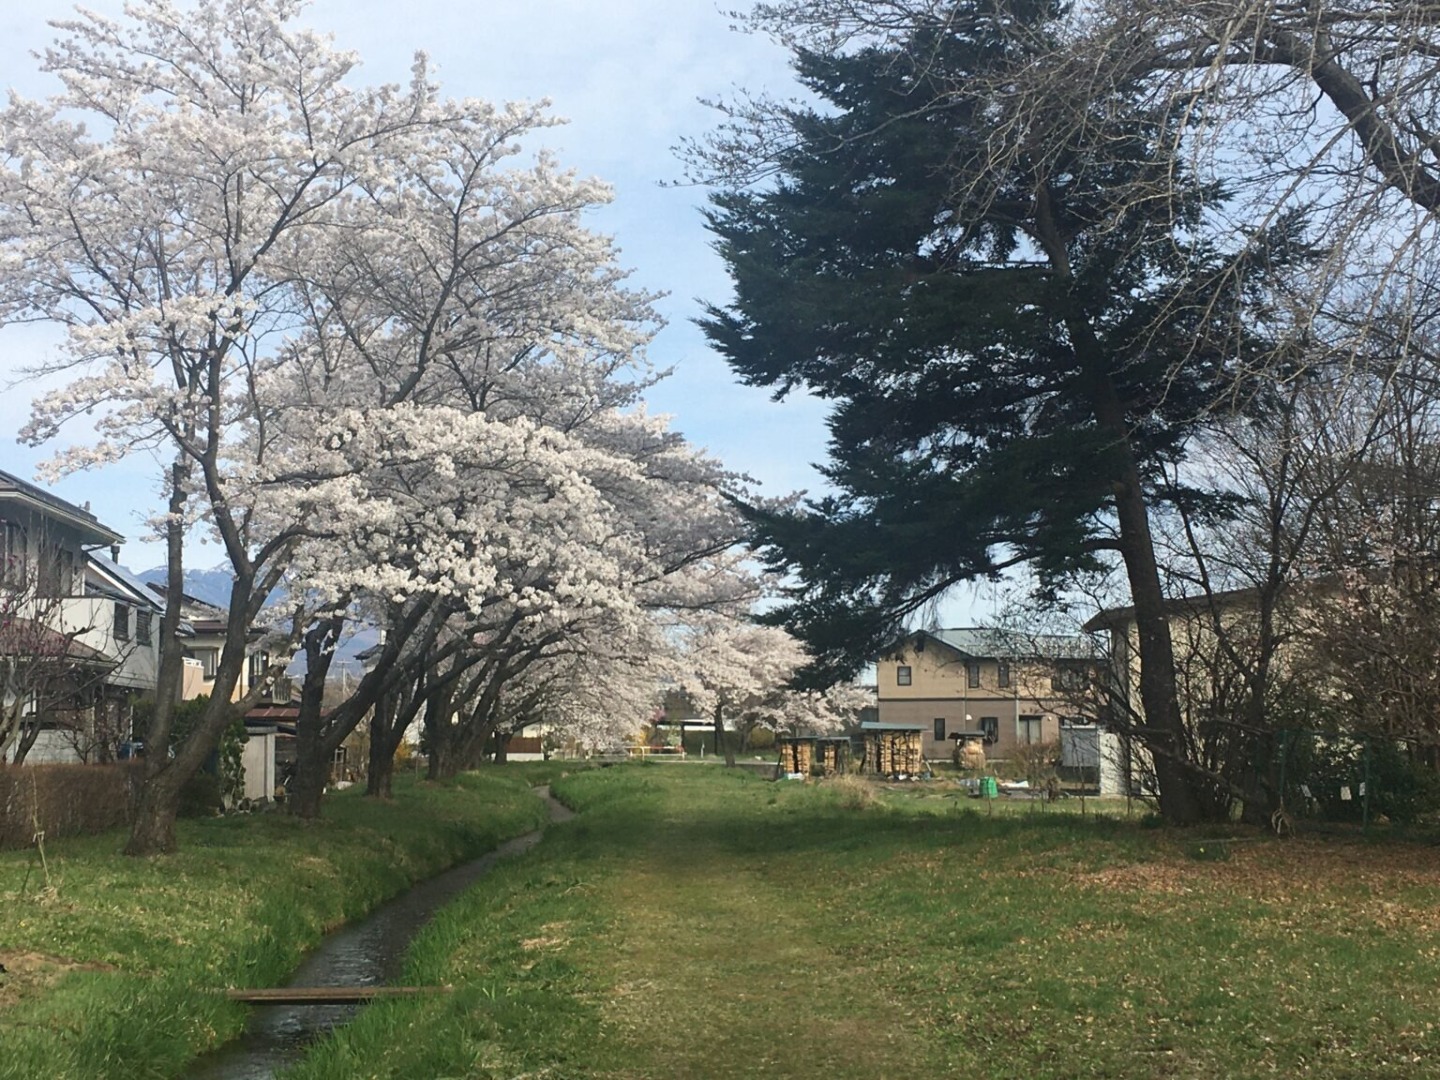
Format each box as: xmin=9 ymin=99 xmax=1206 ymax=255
xmin=494 ymin=730 xmax=510 ymax=764
xmin=426 ymin=731 xmax=447 ymax=780
xmin=424 ymin=677 xmax=461 ymax=780
xmin=124 ymin=770 xmax=185 ymax=855
xmin=124 ymin=460 xmax=191 ymax=855
xmin=367 ymin=683 xmax=427 ymax=798
xmin=366 ymin=695 xmax=397 ymax=799
xmin=715 ymin=703 xmax=736 ymax=767
xmin=1036 ymin=188 xmax=1209 ymax=825
xmin=368 ymin=749 xmax=393 ymax=799
xmin=11 ymin=719 xmax=41 ymax=765
xmin=1110 ymin=467 xmax=1207 ymax=825
xmin=288 ymin=618 xmax=341 ymax=820
xmin=287 ymin=726 xmax=326 ymax=820
xmin=451 ymin=715 xmax=495 ymax=773
xmin=1238 ymin=723 xmax=1281 ymax=827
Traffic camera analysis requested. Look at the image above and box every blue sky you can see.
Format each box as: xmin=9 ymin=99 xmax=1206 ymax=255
xmin=0 ymin=1 xmax=988 ymax=625
xmin=0 ymin=0 xmax=833 ymax=568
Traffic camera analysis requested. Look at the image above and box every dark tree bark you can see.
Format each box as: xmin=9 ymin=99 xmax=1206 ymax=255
xmin=287 ymin=617 xmax=342 ymax=820
xmin=365 ymin=690 xmax=403 ymax=800
xmin=714 ymin=701 xmax=736 ymax=768
xmin=123 ymin=461 xmax=192 ymax=855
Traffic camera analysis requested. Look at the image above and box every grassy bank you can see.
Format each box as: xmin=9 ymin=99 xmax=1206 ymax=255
xmin=288 ymin=765 xmax=1440 ymax=1079
xmin=0 ymin=765 xmax=566 ymax=1080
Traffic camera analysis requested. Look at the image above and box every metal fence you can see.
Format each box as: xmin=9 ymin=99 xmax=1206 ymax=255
xmin=1274 ymin=729 xmax=1440 ymax=831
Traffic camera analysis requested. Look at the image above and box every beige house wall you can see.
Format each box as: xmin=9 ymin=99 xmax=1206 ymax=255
xmin=877 ymin=641 xmax=1095 ymax=762
xmin=179 ymin=657 xmax=207 ymax=700
xmin=877 ymin=697 xmax=1066 ymax=759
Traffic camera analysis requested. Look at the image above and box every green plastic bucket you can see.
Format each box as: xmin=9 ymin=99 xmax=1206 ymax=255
xmin=980 ymin=776 xmax=998 ymax=799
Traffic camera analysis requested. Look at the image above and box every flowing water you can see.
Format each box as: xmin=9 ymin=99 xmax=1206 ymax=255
xmin=186 ymin=788 xmax=572 ymax=1080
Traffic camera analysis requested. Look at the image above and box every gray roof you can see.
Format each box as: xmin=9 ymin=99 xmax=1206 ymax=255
xmin=86 ymin=554 xmax=164 ymax=610
xmin=0 ymin=468 xmax=123 ymax=545
xmin=1082 ymin=585 xmax=1263 ymax=632
xmin=900 ymin=627 xmax=1097 ymax=661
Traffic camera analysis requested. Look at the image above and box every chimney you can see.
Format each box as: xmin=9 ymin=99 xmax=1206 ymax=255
xmin=110 ymin=544 xmax=120 ymax=563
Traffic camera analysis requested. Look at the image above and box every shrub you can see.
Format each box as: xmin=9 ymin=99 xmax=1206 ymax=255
xmin=0 ymin=762 xmax=143 ymax=848
xmin=1293 ymin=737 xmax=1440 ymax=825
xmin=178 ymin=769 xmax=224 ymax=818
xmin=827 ymin=773 xmax=878 ymax=810
xmin=747 ymin=727 xmax=777 ymax=751
xmin=1011 ymin=739 xmax=1062 ymax=786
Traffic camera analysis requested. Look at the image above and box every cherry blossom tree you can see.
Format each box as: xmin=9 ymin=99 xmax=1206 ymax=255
xmin=672 ymin=618 xmax=811 ymax=767
xmin=0 ymin=0 xmax=665 ymax=852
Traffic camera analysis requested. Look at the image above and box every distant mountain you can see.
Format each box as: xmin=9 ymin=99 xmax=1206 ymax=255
xmin=138 ymin=565 xmax=235 ymax=609
xmin=137 ymin=565 xmax=380 ymax=672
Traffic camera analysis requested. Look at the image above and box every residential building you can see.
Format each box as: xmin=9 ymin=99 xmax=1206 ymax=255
xmin=1082 ymin=586 xmax=1320 ymax=799
xmin=874 ymin=627 xmax=1101 ymax=762
xmin=143 ymin=585 xmax=284 ymax=704
xmin=0 ymin=469 xmax=161 ymax=763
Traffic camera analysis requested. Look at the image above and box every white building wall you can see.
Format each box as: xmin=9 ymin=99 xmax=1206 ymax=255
xmin=55 ymin=596 xmax=160 ymax=692
xmin=240 ymin=730 xmax=276 ymax=802
xmin=24 ymin=729 xmax=83 ymax=765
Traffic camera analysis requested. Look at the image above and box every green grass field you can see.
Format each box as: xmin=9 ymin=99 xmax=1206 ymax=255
xmin=0 ymin=767 xmax=561 ymax=1079
xmin=289 ymin=765 xmax=1440 ymax=1080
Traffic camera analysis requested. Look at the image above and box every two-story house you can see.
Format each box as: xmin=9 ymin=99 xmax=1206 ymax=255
xmin=874 ymin=627 xmax=1101 ymax=761
xmin=143 ymin=585 xmax=281 ymax=704
xmin=0 ymin=469 xmax=161 ymax=763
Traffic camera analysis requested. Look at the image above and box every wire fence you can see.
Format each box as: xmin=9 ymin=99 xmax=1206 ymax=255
xmin=1274 ymin=729 xmax=1440 ymax=832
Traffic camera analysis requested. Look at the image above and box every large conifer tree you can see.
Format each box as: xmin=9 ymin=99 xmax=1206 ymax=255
xmin=702 ymin=1 xmax=1299 ymax=822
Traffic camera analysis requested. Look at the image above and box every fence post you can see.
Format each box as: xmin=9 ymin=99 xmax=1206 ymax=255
xmin=1277 ymin=729 xmax=1288 ymax=812
xmin=1362 ymin=737 xmax=1372 ymax=835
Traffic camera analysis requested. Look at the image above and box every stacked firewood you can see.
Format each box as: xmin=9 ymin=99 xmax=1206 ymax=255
xmin=865 ymin=730 xmax=923 ymax=776
xmin=777 ymin=738 xmax=814 ymax=775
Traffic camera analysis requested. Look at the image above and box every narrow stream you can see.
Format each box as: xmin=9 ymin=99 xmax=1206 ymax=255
xmin=186 ymin=787 xmax=573 ymax=1080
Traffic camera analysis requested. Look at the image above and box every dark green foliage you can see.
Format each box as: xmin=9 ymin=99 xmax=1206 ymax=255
xmin=134 ymin=694 xmax=247 ymax=806
xmin=177 ymin=769 xmax=223 ymax=818
xmin=1285 ymin=735 xmax=1440 ymax=825
xmin=704 ymin=3 xmax=1302 ymax=684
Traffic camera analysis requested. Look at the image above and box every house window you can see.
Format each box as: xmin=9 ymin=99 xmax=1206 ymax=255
xmin=135 ymin=610 xmax=152 ymax=646
xmin=979 ymin=716 xmax=999 ymax=744
xmin=896 ymin=665 xmax=912 ymax=686
xmin=997 ymin=661 xmax=1011 ymax=688
xmin=113 ymin=602 xmax=131 ymax=641
xmin=1052 ymin=665 xmax=1086 ymax=692
xmin=37 ymin=544 xmax=74 ymax=598
xmin=967 ymin=661 xmax=981 ymax=688
xmin=248 ymin=650 xmax=270 ymax=686
xmin=934 ymin=717 xmax=946 ymax=741
xmin=195 ymin=648 xmax=218 ymax=680
xmin=0 ymin=520 xmax=26 ymax=585
xmin=1018 ymin=715 xmax=1044 ymax=744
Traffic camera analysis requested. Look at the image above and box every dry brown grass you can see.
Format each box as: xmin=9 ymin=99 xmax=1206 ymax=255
xmin=825 ymin=772 xmax=879 ymax=809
